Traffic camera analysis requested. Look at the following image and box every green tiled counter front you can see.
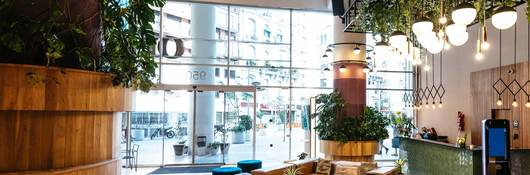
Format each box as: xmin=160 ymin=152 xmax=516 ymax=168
xmin=399 ymin=137 xmax=530 ymax=175
xmin=399 ymin=137 xmax=481 ymax=175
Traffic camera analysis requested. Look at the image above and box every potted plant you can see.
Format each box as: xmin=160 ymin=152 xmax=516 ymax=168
xmin=239 ymin=115 xmax=253 ymax=141
xmin=390 ymin=112 xmax=416 ymax=137
xmin=230 ymin=124 xmax=246 ymax=144
xmin=313 ymin=91 xmax=390 ymax=161
xmin=173 ymin=140 xmax=187 ymax=156
xmin=456 ymin=133 xmax=467 ymax=148
xmin=220 ymin=142 xmax=230 ymax=154
xmin=395 ymin=158 xmax=406 ymax=174
xmin=207 ymin=142 xmax=219 ymax=156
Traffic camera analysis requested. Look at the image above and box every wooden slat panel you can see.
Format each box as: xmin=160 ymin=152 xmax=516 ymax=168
xmin=470 ymin=61 xmax=530 ymax=149
xmin=0 ymin=63 xmax=132 ymax=111
xmin=0 ymin=111 xmax=118 ymax=173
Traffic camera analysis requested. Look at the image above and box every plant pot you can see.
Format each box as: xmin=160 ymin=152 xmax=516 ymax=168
xmin=220 ymin=143 xmax=230 ymax=154
xmin=245 ymin=130 xmax=251 ymax=142
xmin=173 ymin=144 xmax=185 ymax=156
xmin=209 ymin=147 xmax=218 ymax=156
xmin=232 ymin=131 xmax=245 ymax=144
xmin=320 ymin=140 xmax=379 ymax=162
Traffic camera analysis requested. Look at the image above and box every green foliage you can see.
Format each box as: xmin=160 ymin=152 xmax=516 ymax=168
xmin=0 ymin=0 xmax=165 ymax=92
xmin=313 ymin=92 xmax=390 ymax=142
xmin=229 ymin=125 xmax=246 ymax=133
xmin=100 ymin=0 xmax=165 ymax=91
xmin=239 ymin=115 xmax=253 ymax=131
xmin=389 ymin=112 xmax=416 ymax=137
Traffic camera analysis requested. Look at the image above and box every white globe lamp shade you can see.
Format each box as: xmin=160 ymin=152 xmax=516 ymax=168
xmin=492 ymin=6 xmax=517 ymax=30
xmin=389 ymin=31 xmax=407 ymax=48
xmin=427 ymin=39 xmax=444 ymax=54
xmin=448 ymin=32 xmax=469 ymax=46
xmin=412 ymin=17 xmax=433 ymax=37
xmin=417 ymin=32 xmax=436 ymax=47
xmin=451 ymin=2 xmax=477 ymax=25
xmin=446 ymin=23 xmax=467 ymax=38
xmin=375 ymin=41 xmax=391 ymax=55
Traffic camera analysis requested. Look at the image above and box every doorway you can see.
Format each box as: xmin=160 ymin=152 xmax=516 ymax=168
xmin=122 ymin=85 xmax=257 ymax=167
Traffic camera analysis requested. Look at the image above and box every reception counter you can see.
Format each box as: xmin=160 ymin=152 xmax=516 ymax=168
xmin=399 ymin=137 xmax=530 ymax=175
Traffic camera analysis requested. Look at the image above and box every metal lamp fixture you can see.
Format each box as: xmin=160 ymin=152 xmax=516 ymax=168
xmin=353 ymin=46 xmax=361 ymax=55
xmin=389 ymin=31 xmax=407 ymax=48
xmin=412 ymin=17 xmax=434 ymax=37
xmin=451 ymin=2 xmax=477 ymax=26
xmin=492 ymin=6 xmax=517 ymax=30
xmin=339 ymin=65 xmax=347 ymax=72
xmin=493 ymin=30 xmax=505 ymax=107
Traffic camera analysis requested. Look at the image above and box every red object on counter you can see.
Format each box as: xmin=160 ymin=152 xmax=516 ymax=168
xmin=457 ymin=111 xmax=465 ymax=131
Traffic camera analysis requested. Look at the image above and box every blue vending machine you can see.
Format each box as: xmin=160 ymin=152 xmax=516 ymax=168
xmin=482 ymin=119 xmax=510 ymax=175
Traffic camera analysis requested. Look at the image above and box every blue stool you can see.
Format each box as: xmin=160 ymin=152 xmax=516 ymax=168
xmin=237 ymin=160 xmax=262 ymax=173
xmin=212 ymin=167 xmax=242 ymax=175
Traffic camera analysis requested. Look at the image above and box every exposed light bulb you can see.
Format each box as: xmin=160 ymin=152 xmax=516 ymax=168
xmin=444 ymin=42 xmax=451 ymax=50
xmin=525 ymin=100 xmax=530 ymax=108
xmin=431 ymin=102 xmax=436 ymax=109
xmin=512 ymin=100 xmax=519 ymax=107
xmin=438 ymin=102 xmax=443 ymax=108
xmin=439 ymin=16 xmax=448 ymax=24
xmin=424 ymin=65 xmax=431 ymax=71
xmin=496 ymin=98 xmax=503 ymax=106
xmin=437 ymin=30 xmax=445 ymax=38
xmin=475 ymin=52 xmax=483 ymax=60
xmin=482 ymin=42 xmax=490 ymax=50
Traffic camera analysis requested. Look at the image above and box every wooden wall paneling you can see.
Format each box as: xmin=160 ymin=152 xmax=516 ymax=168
xmin=471 ymin=61 xmax=530 ymax=149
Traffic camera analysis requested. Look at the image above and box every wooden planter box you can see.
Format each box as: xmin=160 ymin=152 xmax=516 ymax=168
xmin=320 ymin=140 xmax=379 ymax=162
xmin=0 ymin=64 xmax=132 ymax=175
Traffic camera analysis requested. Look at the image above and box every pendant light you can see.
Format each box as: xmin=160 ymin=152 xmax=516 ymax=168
xmin=510 ymin=22 xmax=521 ymax=108
xmin=375 ymin=41 xmax=391 ymax=55
xmin=362 ymin=64 xmax=370 ymax=73
xmin=431 ymin=54 xmax=436 ymax=109
xmin=494 ymin=30 xmax=504 ymax=106
xmin=413 ymin=17 xmax=434 ymax=37
xmin=439 ymin=0 xmax=448 ymax=24
xmin=492 ymin=6 xmax=517 ymax=30
xmin=446 ymin=22 xmax=467 ymax=39
xmin=390 ymin=31 xmax=408 ymax=48
xmin=482 ymin=25 xmax=490 ymax=50
xmin=438 ymin=47 xmax=445 ymax=108
xmin=451 ymin=2 xmax=477 ymax=26
xmin=448 ymin=32 xmax=469 ymax=46
xmin=475 ymin=27 xmax=484 ymax=61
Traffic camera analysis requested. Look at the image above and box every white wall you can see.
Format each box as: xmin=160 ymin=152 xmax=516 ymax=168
xmin=418 ymin=4 xmax=530 ymax=144
xmin=171 ymin=0 xmax=331 ymax=11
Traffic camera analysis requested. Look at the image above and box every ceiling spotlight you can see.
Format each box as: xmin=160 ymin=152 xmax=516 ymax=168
xmin=496 ymin=97 xmax=503 ymax=106
xmin=412 ymin=17 xmax=434 ymax=37
xmin=325 ymin=48 xmax=333 ymax=53
xmin=353 ymin=46 xmax=361 ymax=55
xmin=362 ymin=65 xmax=370 ymax=73
xmin=389 ymin=31 xmax=407 ymax=47
xmin=322 ymin=54 xmax=328 ymax=58
xmin=492 ymin=6 xmax=517 ymax=30
xmin=339 ymin=65 xmax=346 ymax=73
xmin=452 ymin=2 xmax=477 ymax=26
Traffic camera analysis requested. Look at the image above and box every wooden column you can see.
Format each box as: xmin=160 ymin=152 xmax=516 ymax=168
xmin=333 ymin=63 xmax=366 ymax=117
xmin=0 ymin=64 xmax=131 ymax=175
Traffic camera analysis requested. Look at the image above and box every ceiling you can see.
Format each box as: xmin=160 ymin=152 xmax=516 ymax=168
xmin=170 ymin=0 xmax=332 ymax=11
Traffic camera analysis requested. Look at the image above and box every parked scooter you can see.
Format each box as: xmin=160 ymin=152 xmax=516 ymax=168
xmin=150 ymin=126 xmax=177 ymax=140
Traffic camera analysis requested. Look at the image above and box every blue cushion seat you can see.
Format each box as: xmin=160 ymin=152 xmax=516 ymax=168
xmin=212 ymin=167 xmax=242 ymax=175
xmin=237 ymin=160 xmax=262 ymax=173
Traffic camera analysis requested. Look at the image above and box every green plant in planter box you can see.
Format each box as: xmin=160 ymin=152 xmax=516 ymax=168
xmin=229 ymin=125 xmax=246 ymax=133
xmin=239 ymin=115 xmax=252 ymax=131
xmin=0 ymin=0 xmax=165 ymax=92
xmin=313 ymin=91 xmax=390 ymax=143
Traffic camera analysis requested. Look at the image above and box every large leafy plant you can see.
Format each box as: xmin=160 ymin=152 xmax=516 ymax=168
xmin=0 ymin=0 xmax=165 ymax=92
xmin=313 ymin=91 xmax=390 ymax=143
